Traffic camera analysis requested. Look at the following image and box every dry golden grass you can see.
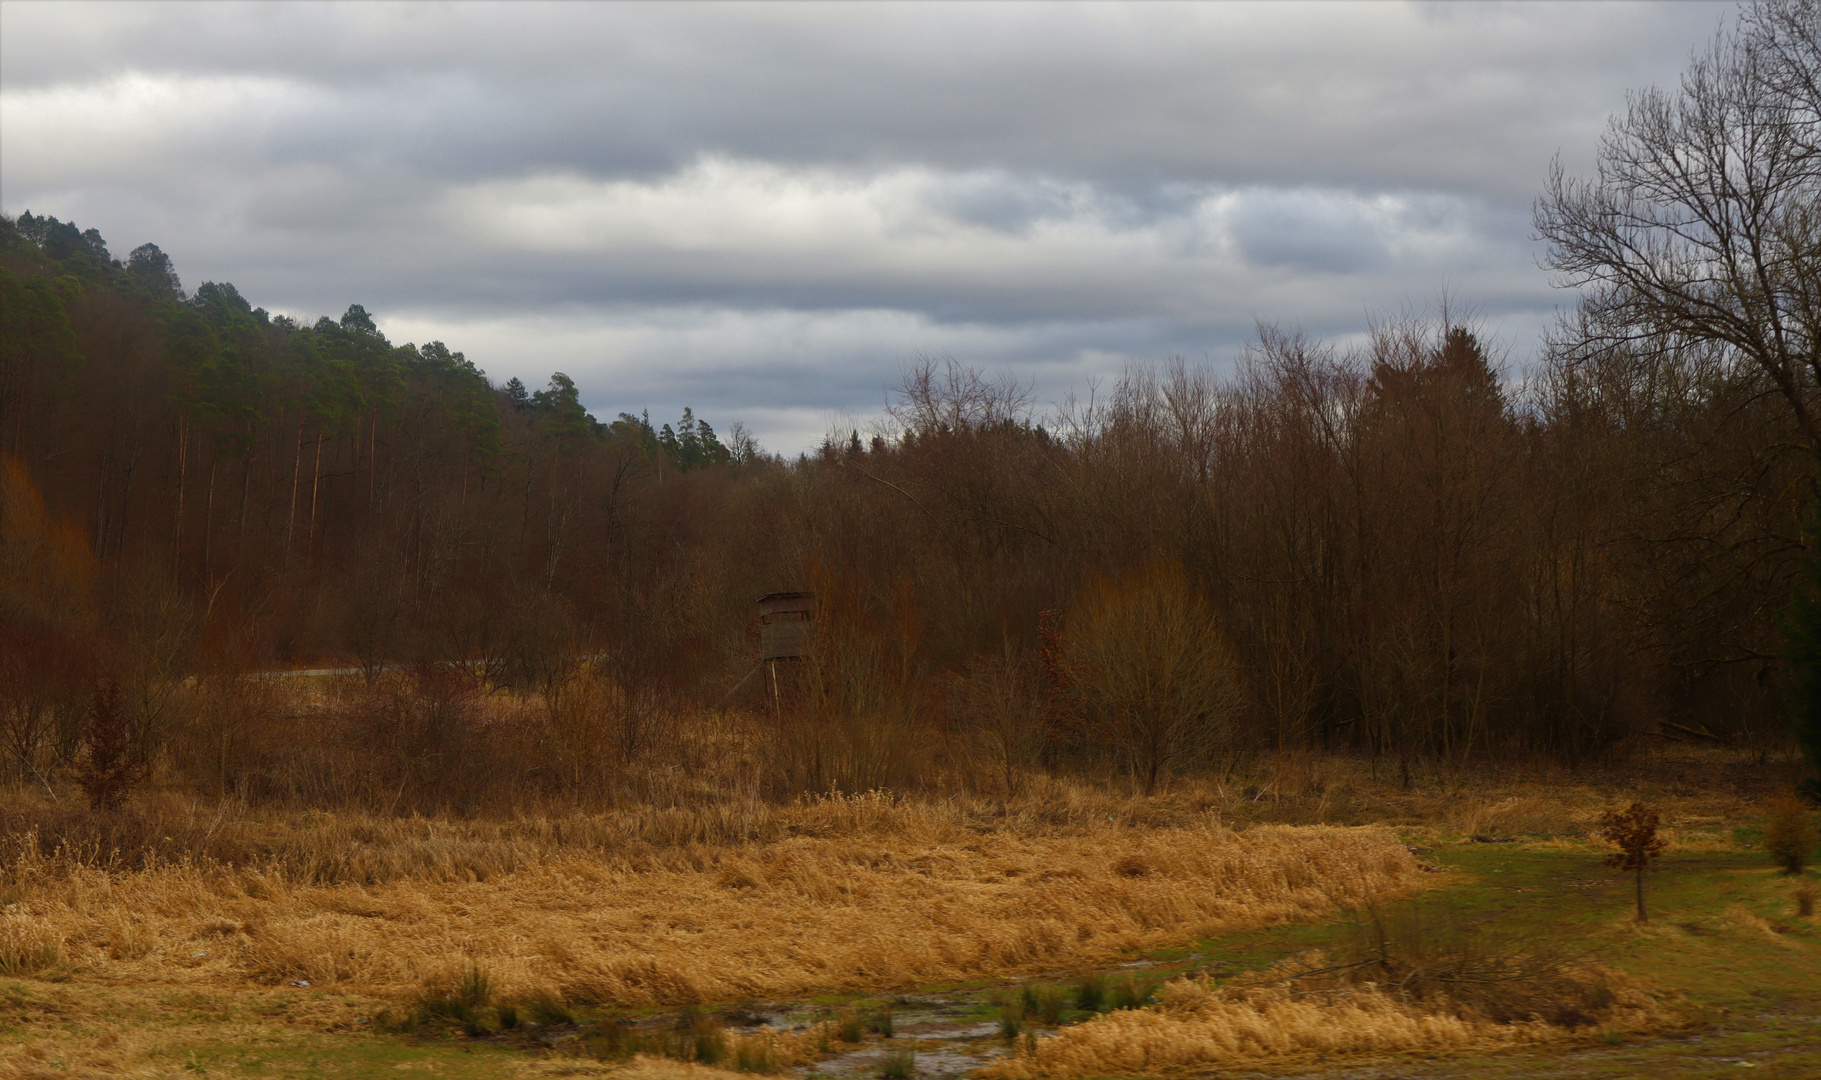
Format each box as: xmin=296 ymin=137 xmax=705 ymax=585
xmin=0 ymin=792 xmax=1420 ymax=1008
xmin=0 ymin=738 xmax=1785 ymax=1077
xmin=983 ymin=965 xmax=1676 ymax=1078
xmin=1446 ymin=794 xmax=1587 ymax=838
xmin=1721 ymin=903 xmax=1805 ymax=942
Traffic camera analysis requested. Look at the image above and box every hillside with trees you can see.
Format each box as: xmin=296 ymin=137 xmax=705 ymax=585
xmin=2 ymin=211 xmax=1812 ymax=806
xmin=2 ymin=1 xmax=1817 ymax=807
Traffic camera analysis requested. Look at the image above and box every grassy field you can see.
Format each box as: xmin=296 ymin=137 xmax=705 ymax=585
xmin=989 ymin=836 xmax=1818 ymax=1078
xmin=1 ymin=748 xmax=1817 ymax=1079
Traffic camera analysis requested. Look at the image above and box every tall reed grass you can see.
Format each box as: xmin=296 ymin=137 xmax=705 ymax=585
xmin=982 ymin=963 xmax=1675 ymax=1077
xmin=0 ymin=791 xmax=1420 ymax=1008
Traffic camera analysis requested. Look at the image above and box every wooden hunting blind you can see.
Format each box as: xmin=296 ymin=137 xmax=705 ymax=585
xmin=715 ymin=593 xmax=815 ymax=708
xmin=758 ymin=591 xmax=814 ymax=660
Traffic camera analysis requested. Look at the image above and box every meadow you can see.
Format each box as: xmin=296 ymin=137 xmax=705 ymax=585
xmin=7 ymin=6 xmax=1821 ymax=1075
xmin=2 ymin=702 xmax=1815 ymax=1080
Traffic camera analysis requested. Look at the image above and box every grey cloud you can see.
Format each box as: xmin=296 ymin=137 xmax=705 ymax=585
xmin=4 ymin=2 xmax=1730 ymax=197
xmin=0 ymin=0 xmax=1739 ymax=451
xmin=1226 ymin=190 xmax=1392 ymax=274
xmin=920 ymin=174 xmax=1085 ymax=235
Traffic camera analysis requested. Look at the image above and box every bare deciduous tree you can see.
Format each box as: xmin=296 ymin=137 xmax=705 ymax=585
xmin=1536 ymin=0 xmax=1821 ymax=456
xmin=1062 ymin=559 xmax=1242 ymax=795
xmin=958 ymin=645 xmax=1046 ymax=797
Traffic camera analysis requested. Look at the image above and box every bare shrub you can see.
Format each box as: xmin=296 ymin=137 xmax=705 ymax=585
xmin=335 ymin=667 xmax=488 ymax=813
xmin=0 ymin=453 xmax=101 ymax=786
xmin=0 ymin=626 xmax=90 ymax=786
xmin=1060 ymin=559 xmax=1243 ymax=794
xmin=489 ymin=583 xmax=586 ymax=698
xmin=177 ymin=645 xmax=284 ymax=799
xmin=109 ymin=560 xmax=199 ymax=766
xmin=78 ymin=679 xmax=141 ymax=812
xmin=1762 ymin=796 xmax=1820 ymax=875
xmin=958 ymin=647 xmax=1046 ymax=797
xmin=530 ymin=666 xmax=658 ymax=802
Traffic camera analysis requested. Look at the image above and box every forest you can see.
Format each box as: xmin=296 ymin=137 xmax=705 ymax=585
xmin=1 ymin=200 xmax=1814 ymax=810
xmin=1 ymin=0 xmax=1818 ymax=816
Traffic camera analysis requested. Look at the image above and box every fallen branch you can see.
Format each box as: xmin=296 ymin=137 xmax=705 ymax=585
xmin=1658 ymin=720 xmax=1727 ymax=744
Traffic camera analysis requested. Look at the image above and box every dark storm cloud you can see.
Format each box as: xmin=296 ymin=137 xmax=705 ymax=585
xmin=0 ymin=1 xmax=1734 ymax=451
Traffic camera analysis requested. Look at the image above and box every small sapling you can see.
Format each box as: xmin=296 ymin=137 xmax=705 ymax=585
xmin=1600 ymin=802 xmax=1668 ymax=923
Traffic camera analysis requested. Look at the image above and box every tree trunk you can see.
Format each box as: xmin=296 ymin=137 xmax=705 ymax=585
xmin=92 ymin=450 xmax=111 ymax=555
xmin=237 ymin=454 xmax=251 ymax=566
xmin=201 ymin=456 xmax=217 ymax=582
xmin=285 ymin=415 xmax=304 ymax=566
xmin=117 ymin=438 xmax=137 ymax=562
xmin=171 ymin=416 xmax=188 ymax=577
xmin=307 ymin=429 xmax=324 ymax=552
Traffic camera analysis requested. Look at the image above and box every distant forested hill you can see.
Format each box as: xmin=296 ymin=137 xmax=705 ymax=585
xmin=1 ymin=212 xmax=758 ymax=684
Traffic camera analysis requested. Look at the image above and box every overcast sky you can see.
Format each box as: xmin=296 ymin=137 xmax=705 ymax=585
xmin=1 ymin=0 xmax=1734 ymax=453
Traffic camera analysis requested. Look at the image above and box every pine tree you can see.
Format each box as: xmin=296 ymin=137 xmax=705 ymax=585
xmin=127 ymin=242 xmax=184 ymax=298
xmin=339 ymin=303 xmax=379 ymax=335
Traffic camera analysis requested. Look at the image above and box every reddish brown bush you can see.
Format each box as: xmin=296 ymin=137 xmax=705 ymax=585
xmin=1600 ymin=802 xmax=1668 ymax=922
xmin=78 ymin=679 xmax=141 ymax=812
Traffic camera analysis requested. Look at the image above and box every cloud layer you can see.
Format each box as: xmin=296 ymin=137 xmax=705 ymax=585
xmin=1 ymin=1 xmax=1731 ymax=450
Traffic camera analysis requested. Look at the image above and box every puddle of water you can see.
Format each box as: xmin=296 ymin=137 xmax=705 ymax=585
xmin=806 ymin=1041 xmax=1005 ymax=1080
xmin=718 ymin=996 xmax=1023 ymax=1079
xmin=559 ymin=954 xmax=1206 ymax=1078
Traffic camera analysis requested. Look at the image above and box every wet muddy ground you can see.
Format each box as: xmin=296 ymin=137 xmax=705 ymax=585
xmin=664 ymin=952 xmax=1213 ymax=1079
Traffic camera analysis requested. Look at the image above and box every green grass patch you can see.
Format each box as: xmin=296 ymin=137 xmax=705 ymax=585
xmin=1179 ymin=840 xmax=1821 ymax=1013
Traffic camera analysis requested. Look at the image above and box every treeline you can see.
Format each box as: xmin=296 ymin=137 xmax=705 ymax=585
xmin=2 ymin=2 xmax=1817 ymax=800
xmin=0 ymin=208 xmax=1808 ymax=800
